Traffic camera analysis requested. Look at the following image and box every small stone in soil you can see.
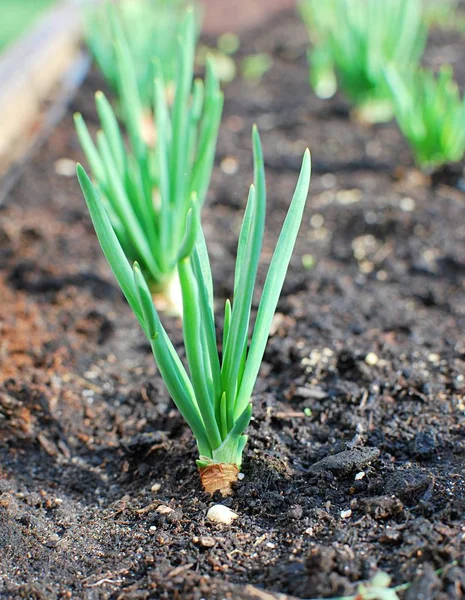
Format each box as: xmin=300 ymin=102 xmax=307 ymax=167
xmin=287 ymin=505 xmax=303 ymax=520
xmin=379 ymin=528 xmax=402 ymax=544
xmin=54 ymin=158 xmax=76 ymax=177
xmin=206 ymin=505 xmax=238 ymax=525
xmin=365 ymin=352 xmax=379 ymax=366
xmin=156 ymin=505 xmax=173 ymax=515
xmin=199 ymin=536 xmax=216 ymax=548
xmin=362 ymin=495 xmax=404 ymax=520
xmin=308 ymin=447 xmax=380 ymax=476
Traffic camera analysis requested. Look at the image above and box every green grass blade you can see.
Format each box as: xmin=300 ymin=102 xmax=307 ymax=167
xmin=74 ymin=113 xmax=106 ymax=184
xmin=152 ymin=329 xmax=212 ymax=458
xmin=222 ymin=127 xmax=266 ymax=427
xmin=193 ymin=223 xmax=214 ymax=313
xmin=171 ymin=9 xmax=195 ymax=225
xmin=76 ymin=164 xmax=146 ymax=333
xmin=177 ymin=202 xmax=199 ymax=262
xmin=187 ymin=78 xmax=205 ymax=165
xmin=96 ymin=132 xmax=162 ymax=282
xmin=190 ymin=223 xmax=222 ymax=410
xmin=178 ymin=258 xmax=222 ymax=449
xmin=133 ymin=262 xmax=158 ymax=340
xmin=188 ymin=95 xmax=223 ymax=206
xmin=153 ymin=68 xmax=172 ymax=269
xmin=133 ymin=261 xmax=211 ymax=455
xmin=233 ymin=184 xmax=255 ymax=300
xmin=235 ymin=149 xmax=311 ymax=418
xmin=95 ymin=91 xmax=125 ymax=175
xmin=190 ymin=59 xmax=223 ymax=206
xmin=114 ymin=39 xmax=145 ymax=163
xmin=223 ymin=299 xmax=231 ymax=351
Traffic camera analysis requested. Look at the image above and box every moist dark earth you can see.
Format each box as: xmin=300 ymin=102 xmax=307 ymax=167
xmin=1 ymin=11 xmax=465 ymax=600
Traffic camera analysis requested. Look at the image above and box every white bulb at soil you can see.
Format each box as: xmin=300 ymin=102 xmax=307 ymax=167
xmin=206 ymin=505 xmax=238 ymax=525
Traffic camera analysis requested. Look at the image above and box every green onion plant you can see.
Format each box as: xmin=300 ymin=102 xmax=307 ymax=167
xmin=299 ymin=0 xmax=427 ymax=123
xmin=76 ymin=127 xmax=311 ymax=495
xmin=75 ymin=8 xmax=223 ymax=312
xmin=85 ymin=0 xmax=194 ymax=109
xmin=386 ymin=65 xmax=465 ymax=171
xmin=423 ymin=0 xmax=459 ymax=29
xmin=298 ymin=0 xmax=337 ymax=99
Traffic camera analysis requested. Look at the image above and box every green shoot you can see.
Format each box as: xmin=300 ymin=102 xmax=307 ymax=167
xmin=386 ymin=65 xmax=465 ymax=171
xmin=85 ymin=0 xmax=195 ymax=108
xmin=423 ymin=0 xmax=459 ymax=30
xmin=299 ymin=0 xmax=427 ymax=123
xmin=76 ymin=127 xmax=311 ymax=495
xmin=241 ymin=53 xmax=273 ymax=85
xmin=303 ymin=572 xmax=402 ymax=600
xmin=75 ymin=8 xmax=223 ymax=310
xmin=298 ymin=0 xmax=337 ymax=99
xmin=301 ymin=560 xmax=459 ymax=600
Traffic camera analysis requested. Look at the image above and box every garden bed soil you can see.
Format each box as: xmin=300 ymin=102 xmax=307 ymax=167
xmin=1 ymin=10 xmax=464 ymax=600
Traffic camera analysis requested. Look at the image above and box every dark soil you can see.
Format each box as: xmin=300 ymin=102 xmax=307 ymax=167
xmin=1 ymin=11 xmax=465 ymax=600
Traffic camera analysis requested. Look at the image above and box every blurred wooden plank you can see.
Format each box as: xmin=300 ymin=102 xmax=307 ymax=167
xmin=0 ymin=0 xmax=83 ymax=177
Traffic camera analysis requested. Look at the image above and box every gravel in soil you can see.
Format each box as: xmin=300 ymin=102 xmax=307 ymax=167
xmin=0 ymin=11 xmax=464 ymax=600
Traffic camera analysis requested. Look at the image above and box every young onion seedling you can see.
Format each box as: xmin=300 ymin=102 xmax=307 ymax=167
xmin=85 ymin=0 xmax=193 ymax=109
xmin=386 ymin=65 xmax=465 ymax=171
xmin=298 ymin=0 xmax=337 ymax=99
xmin=300 ymin=0 xmax=427 ymax=123
xmin=75 ymin=8 xmax=223 ymax=312
xmin=76 ymin=127 xmax=311 ymax=495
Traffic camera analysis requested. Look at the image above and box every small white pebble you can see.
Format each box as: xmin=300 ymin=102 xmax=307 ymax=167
xmin=156 ymin=505 xmax=173 ymax=515
xmin=336 ymin=188 xmax=362 ymax=205
xmin=206 ymin=504 xmax=238 ymax=525
xmin=428 ymin=353 xmax=440 ymax=364
xmin=84 ymin=370 xmax=98 ymax=380
xmin=220 ymin=156 xmax=238 ymax=175
xmin=310 ymin=214 xmax=324 ymax=228
xmin=305 ymin=527 xmax=313 ymax=535
xmin=237 ymin=473 xmax=245 ymax=481
xmin=355 ymin=471 xmax=365 ymax=481
xmin=199 ymin=536 xmax=216 ymax=548
xmin=340 ymin=509 xmax=352 ymax=519
xmin=54 ymin=158 xmax=76 ymax=177
xmin=400 ymin=196 xmax=416 ymax=212
xmin=365 ymin=352 xmax=379 ymax=366
xmin=149 ymin=526 xmax=156 ymax=532
xmin=266 ymin=542 xmax=275 ymax=549
xmin=321 ymin=173 xmax=336 ymax=189
xmin=151 ymin=483 xmax=161 ymax=492
xmin=359 ymin=260 xmax=374 ymax=274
